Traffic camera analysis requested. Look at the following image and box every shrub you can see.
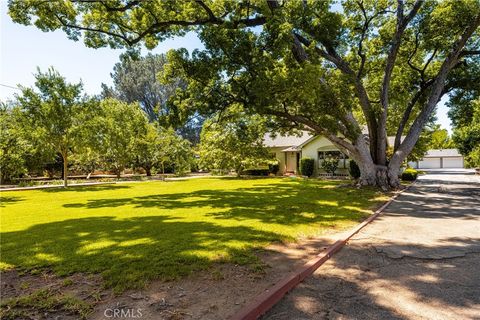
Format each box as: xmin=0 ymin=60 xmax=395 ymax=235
xmin=401 ymin=168 xmax=419 ymax=181
xmin=300 ymin=158 xmax=315 ymax=177
xmin=268 ymin=161 xmax=280 ymax=175
xmin=348 ymin=160 xmax=361 ymax=179
xmin=241 ymin=168 xmax=270 ymax=176
xmin=321 ymin=158 xmax=339 ymax=176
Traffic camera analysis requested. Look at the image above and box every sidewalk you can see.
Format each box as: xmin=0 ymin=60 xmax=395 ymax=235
xmin=264 ymin=171 xmax=480 ymax=319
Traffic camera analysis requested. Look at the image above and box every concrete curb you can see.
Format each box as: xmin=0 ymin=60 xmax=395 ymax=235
xmin=230 ymin=183 xmax=415 ymax=320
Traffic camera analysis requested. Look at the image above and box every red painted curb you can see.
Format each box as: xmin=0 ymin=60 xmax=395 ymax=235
xmin=230 ymin=184 xmax=414 ymax=320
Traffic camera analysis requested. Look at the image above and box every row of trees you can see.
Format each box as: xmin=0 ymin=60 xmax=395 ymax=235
xmin=7 ymin=0 xmax=479 ymax=189
xmin=1 ymin=66 xmax=462 ymax=185
xmin=0 ymin=68 xmax=193 ymax=186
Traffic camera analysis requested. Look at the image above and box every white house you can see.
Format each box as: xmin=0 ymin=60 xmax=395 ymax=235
xmin=264 ymin=132 xmax=351 ymax=176
xmin=264 ymin=132 xmax=464 ymax=175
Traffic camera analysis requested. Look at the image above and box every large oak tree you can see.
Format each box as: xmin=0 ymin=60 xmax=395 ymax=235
xmin=9 ymin=0 xmax=480 ymax=189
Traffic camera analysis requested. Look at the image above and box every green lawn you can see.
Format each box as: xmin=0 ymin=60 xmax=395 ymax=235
xmin=0 ymin=178 xmax=386 ymax=292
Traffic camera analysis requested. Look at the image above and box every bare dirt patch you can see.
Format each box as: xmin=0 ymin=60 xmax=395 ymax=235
xmin=0 ymin=270 xmax=106 ymax=319
xmin=89 ymin=237 xmax=335 ymax=320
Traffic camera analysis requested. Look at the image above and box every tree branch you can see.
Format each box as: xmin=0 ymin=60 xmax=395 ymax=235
xmin=391 ymin=12 xmax=480 ymax=169
xmin=377 ymin=0 xmax=423 ymax=164
xmin=460 ymin=50 xmax=480 ymax=57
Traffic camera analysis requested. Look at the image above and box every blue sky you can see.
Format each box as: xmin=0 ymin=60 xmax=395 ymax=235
xmin=0 ymin=1 xmax=452 ymax=132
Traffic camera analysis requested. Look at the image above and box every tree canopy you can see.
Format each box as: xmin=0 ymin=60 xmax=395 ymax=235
xmin=8 ymin=0 xmax=480 ymax=188
xmin=199 ymin=108 xmax=272 ymax=175
xmin=14 ymin=68 xmax=89 ymax=186
xmin=102 ymin=52 xmax=204 ymax=144
xmin=452 ymin=98 xmax=480 ymax=167
xmin=102 ymin=53 xmax=182 ymax=123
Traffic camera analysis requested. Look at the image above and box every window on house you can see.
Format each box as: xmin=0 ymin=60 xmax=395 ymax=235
xmin=318 ymin=151 xmax=349 ymax=169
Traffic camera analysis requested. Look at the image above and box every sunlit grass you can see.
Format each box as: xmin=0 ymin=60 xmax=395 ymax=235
xmin=0 ymin=177 xmax=386 ymax=292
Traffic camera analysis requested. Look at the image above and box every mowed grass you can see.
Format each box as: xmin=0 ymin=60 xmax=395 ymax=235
xmin=0 ymin=178 xmax=386 ymax=292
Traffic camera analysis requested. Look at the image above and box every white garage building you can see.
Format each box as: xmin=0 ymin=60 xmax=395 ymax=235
xmin=409 ymin=149 xmax=464 ymax=169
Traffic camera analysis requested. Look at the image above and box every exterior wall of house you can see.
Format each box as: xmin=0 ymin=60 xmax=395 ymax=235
xmin=300 ymin=136 xmax=349 ymax=176
xmin=269 ymin=147 xmax=287 ymax=175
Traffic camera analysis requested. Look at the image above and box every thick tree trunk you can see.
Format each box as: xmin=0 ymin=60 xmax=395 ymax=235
xmin=62 ymin=153 xmax=68 ymax=188
xmin=145 ymin=166 xmax=152 ymax=177
xmin=346 ymin=134 xmax=401 ymax=190
xmin=358 ymin=162 xmax=400 ymax=190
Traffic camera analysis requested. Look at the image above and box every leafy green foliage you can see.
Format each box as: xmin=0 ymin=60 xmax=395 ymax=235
xmin=88 ymin=98 xmax=148 ymax=177
xmin=14 ymin=68 xmax=88 ymax=186
xmin=349 ymin=160 xmax=361 ymax=179
xmin=401 ymin=168 xmax=419 ymax=181
xmin=300 ymin=158 xmax=315 ymax=177
xmin=7 ymin=0 xmax=480 ymax=187
xmin=102 ymin=53 xmax=204 ymax=144
xmin=428 ymin=125 xmax=454 ymax=149
xmin=452 ymin=98 xmax=480 ymax=167
xmin=0 ymin=105 xmax=30 ymax=183
xmin=268 ymin=162 xmax=280 ymax=175
xmin=321 ymin=158 xmax=339 ymax=176
xmin=199 ymin=109 xmax=271 ymax=176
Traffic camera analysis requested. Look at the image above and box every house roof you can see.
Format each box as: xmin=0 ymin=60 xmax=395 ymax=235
xmin=263 ymin=131 xmax=313 ymax=148
xmin=424 ymin=149 xmax=462 ymax=157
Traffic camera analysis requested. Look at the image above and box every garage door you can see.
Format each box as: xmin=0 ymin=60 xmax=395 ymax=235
xmin=418 ymin=157 xmax=441 ymax=169
xmin=442 ymin=157 xmax=464 ymax=168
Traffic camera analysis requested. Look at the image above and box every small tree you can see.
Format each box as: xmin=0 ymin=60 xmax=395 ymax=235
xmin=134 ymin=123 xmax=161 ymax=176
xmin=15 ymin=68 xmax=86 ymax=187
xmin=199 ymin=109 xmax=270 ymax=176
xmin=133 ymin=124 xmax=192 ymax=176
xmin=321 ymin=158 xmax=339 ymax=176
xmin=91 ymin=98 xmax=148 ymax=178
xmin=170 ymin=134 xmax=193 ymax=176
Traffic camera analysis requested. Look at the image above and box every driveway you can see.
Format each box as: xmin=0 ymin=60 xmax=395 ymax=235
xmin=264 ymin=170 xmax=480 ymax=320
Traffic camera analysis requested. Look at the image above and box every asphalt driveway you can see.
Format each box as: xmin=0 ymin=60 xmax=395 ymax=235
xmin=264 ymin=169 xmax=480 ymax=320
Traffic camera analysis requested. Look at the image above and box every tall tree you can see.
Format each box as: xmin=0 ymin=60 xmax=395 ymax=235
xmin=102 ymin=53 xmax=204 ymax=144
xmin=14 ymin=68 xmax=87 ymax=187
xmin=9 ymin=0 xmax=480 ymax=189
xmin=102 ymin=53 xmax=181 ymax=122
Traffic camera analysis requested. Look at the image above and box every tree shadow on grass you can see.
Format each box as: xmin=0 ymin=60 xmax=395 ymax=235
xmin=0 ymin=196 xmax=24 ymax=207
xmin=0 ymin=179 xmax=384 ymax=293
xmin=0 ymin=216 xmax=281 ymax=292
xmin=62 ymin=180 xmax=383 ymax=227
xmin=41 ymin=184 xmax=132 ymax=193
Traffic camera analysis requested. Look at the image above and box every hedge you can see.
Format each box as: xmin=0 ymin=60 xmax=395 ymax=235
xmin=300 ymin=158 xmax=315 ymax=177
xmin=401 ymin=168 xmax=419 ymax=181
